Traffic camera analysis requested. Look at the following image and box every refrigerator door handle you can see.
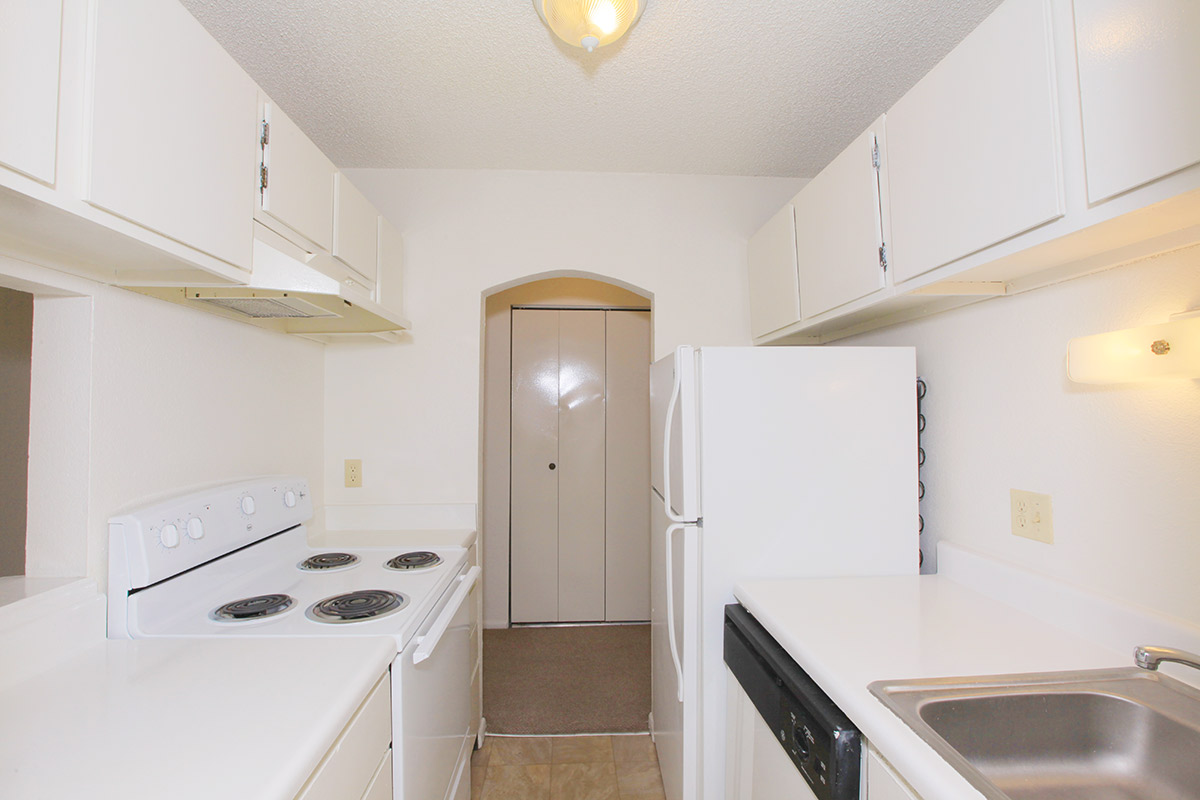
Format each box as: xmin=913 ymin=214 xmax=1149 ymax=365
xmin=665 ymin=522 xmax=688 ymax=703
xmin=662 ymin=357 xmax=685 ymax=524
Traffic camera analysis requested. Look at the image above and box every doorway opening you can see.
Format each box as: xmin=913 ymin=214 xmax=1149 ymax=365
xmin=479 ymin=275 xmax=657 ymax=743
xmin=0 ymin=286 xmax=33 ymax=578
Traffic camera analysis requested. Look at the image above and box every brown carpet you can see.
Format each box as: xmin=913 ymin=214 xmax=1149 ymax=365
xmin=483 ymin=624 xmax=650 ymax=735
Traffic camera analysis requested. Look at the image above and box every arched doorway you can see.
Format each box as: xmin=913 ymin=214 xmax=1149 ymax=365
xmin=479 ymin=274 xmax=653 ymax=629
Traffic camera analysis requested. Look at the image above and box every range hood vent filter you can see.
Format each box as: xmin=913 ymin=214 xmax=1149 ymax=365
xmin=194 ymin=295 xmax=340 ymax=319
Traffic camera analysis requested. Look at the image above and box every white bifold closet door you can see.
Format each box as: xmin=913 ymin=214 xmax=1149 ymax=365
xmin=510 ymin=308 xmax=649 ymax=624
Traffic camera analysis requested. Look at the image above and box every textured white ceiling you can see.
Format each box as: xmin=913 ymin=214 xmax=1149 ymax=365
xmin=180 ymin=0 xmax=1004 ymax=177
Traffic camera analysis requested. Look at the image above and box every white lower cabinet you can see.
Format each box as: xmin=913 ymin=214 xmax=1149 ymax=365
xmin=1074 ymin=0 xmax=1200 ymax=202
xmin=864 ymin=747 xmax=923 ymax=800
xmin=0 ymin=0 xmax=62 ymax=184
xmin=361 ymin=750 xmax=393 ymax=800
xmin=725 ymin=672 xmax=819 ymax=800
xmin=294 ymin=672 xmax=392 ymax=800
xmin=86 ymin=0 xmax=258 ymax=271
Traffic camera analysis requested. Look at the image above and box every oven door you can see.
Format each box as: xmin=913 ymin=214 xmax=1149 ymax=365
xmin=394 ymin=565 xmax=481 ymax=800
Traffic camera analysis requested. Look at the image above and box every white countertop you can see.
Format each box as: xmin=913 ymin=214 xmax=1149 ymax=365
xmin=734 ymin=573 xmax=1131 ymax=800
xmin=0 ymin=629 xmax=395 ymax=800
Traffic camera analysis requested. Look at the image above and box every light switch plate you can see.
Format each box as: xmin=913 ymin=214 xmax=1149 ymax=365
xmin=1011 ymin=489 xmax=1053 ymax=543
xmin=344 ymin=459 xmax=362 ymax=488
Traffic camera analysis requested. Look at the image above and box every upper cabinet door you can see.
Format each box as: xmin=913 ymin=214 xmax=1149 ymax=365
xmin=0 ymin=0 xmax=62 ymax=184
xmin=86 ymin=0 xmax=257 ymax=271
xmin=747 ymin=203 xmax=800 ymax=339
xmin=1075 ymin=0 xmax=1200 ymax=203
xmin=376 ymin=217 xmax=405 ymax=319
xmin=795 ymin=119 xmax=888 ymax=319
xmin=260 ymin=101 xmax=336 ymax=252
xmin=333 ymin=173 xmax=379 ymax=283
xmin=886 ymin=0 xmax=1064 ymax=284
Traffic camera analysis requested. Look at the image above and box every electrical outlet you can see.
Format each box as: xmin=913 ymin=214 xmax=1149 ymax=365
xmin=1010 ymin=489 xmax=1053 ymax=543
xmin=344 ymin=459 xmax=362 ymax=488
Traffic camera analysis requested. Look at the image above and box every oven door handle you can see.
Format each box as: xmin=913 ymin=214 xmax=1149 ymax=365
xmin=413 ymin=566 xmax=481 ymax=665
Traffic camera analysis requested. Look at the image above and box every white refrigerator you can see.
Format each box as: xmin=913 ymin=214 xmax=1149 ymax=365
xmin=649 ymin=346 xmax=919 ymax=800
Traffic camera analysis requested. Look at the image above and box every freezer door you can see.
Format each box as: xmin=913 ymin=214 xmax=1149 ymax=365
xmin=650 ymin=490 xmax=701 ymax=800
xmin=650 ymin=347 xmax=699 ymax=522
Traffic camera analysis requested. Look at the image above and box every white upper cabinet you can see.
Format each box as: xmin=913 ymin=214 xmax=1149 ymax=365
xmin=259 ymin=101 xmax=336 ymax=253
xmin=376 ymin=217 xmax=405 ymax=321
xmin=886 ymin=0 xmax=1063 ymax=284
xmin=747 ymin=203 xmax=801 ymax=339
xmin=1074 ymin=0 xmax=1200 ymax=203
xmin=0 ymin=0 xmax=62 ymax=184
xmin=333 ymin=173 xmax=379 ymax=283
xmin=86 ymin=0 xmax=257 ymax=271
xmin=796 ymin=118 xmax=889 ymax=320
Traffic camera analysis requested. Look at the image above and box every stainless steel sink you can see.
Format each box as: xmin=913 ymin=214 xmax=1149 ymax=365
xmin=869 ymin=667 xmax=1200 ymax=800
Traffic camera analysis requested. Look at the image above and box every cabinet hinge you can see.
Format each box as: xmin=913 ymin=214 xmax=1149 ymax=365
xmin=871 ymin=138 xmax=881 ymax=172
xmin=259 ymin=164 xmax=268 ymax=192
xmin=879 ymin=243 xmax=889 ymax=272
xmin=260 ymin=121 xmax=270 ymax=147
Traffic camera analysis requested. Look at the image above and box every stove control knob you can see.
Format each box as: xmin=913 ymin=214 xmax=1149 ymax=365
xmin=284 ymin=490 xmax=297 ymax=508
xmin=186 ymin=517 xmax=204 ymax=540
xmin=159 ymin=524 xmax=180 ymax=549
xmin=240 ymin=495 xmax=256 ymax=515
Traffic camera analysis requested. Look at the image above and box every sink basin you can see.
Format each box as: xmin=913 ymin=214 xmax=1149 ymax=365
xmin=869 ymin=668 xmax=1200 ymax=800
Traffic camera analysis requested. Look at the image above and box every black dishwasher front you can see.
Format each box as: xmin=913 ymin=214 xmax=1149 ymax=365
xmin=724 ymin=603 xmax=861 ymax=800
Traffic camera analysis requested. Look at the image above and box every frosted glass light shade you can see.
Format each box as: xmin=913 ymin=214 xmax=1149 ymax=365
xmin=536 ymin=0 xmax=646 ymax=52
xmin=1067 ymin=314 xmax=1200 ymax=384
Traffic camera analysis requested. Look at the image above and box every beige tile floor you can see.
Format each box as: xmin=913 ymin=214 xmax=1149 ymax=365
xmin=471 ymin=734 xmax=666 ymax=800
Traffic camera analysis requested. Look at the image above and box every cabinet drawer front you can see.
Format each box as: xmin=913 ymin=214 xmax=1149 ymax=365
xmin=1075 ymin=0 xmax=1200 ymax=202
xmin=334 ymin=173 xmax=379 ymax=282
xmin=87 ymin=0 xmax=257 ymax=271
xmin=296 ymin=673 xmax=392 ymax=800
xmin=886 ymin=0 xmax=1063 ymax=284
xmin=748 ymin=203 xmax=801 ymax=339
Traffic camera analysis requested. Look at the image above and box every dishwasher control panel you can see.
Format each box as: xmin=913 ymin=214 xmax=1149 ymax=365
xmin=724 ymin=603 xmax=861 ymax=800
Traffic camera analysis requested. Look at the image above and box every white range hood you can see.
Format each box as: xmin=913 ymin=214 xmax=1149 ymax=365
xmin=126 ymin=234 xmax=410 ymax=339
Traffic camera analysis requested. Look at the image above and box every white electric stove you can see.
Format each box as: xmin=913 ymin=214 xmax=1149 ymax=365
xmin=107 ymin=476 xmax=479 ymax=800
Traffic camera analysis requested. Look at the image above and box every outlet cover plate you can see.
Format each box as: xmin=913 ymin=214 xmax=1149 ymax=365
xmin=1010 ymin=489 xmax=1053 ymax=543
xmin=344 ymin=459 xmax=362 ymax=488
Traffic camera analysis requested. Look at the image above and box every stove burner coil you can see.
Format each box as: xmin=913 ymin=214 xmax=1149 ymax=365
xmin=307 ymin=589 xmax=408 ymax=624
xmin=385 ymin=551 xmax=443 ymax=571
xmin=212 ymin=594 xmax=295 ymax=621
xmin=298 ymin=552 xmax=360 ymax=571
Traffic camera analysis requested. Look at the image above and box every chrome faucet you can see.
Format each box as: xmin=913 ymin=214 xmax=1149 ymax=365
xmin=1134 ymin=645 xmax=1200 ymax=672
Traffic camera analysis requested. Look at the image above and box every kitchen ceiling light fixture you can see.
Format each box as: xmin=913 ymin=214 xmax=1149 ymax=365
xmin=1067 ymin=310 xmax=1200 ymax=384
xmin=535 ymin=0 xmax=647 ymax=53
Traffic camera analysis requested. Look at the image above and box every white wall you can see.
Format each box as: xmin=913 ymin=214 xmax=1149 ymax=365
xmin=324 ymin=169 xmax=802 ymax=512
xmin=16 ymin=259 xmax=325 ymax=588
xmin=844 ymin=245 xmax=1200 ymax=624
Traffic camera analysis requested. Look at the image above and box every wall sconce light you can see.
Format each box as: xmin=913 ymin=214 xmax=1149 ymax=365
xmin=1067 ymin=311 xmax=1200 ymax=384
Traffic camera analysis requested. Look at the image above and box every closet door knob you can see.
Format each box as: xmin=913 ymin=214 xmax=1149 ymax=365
xmin=548 ymin=463 xmax=556 ymax=470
